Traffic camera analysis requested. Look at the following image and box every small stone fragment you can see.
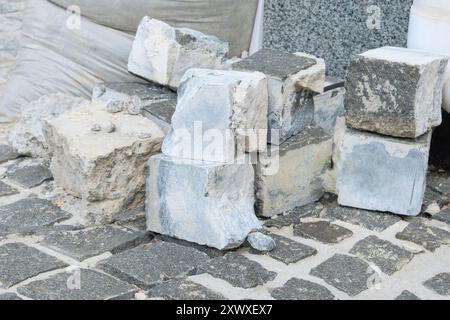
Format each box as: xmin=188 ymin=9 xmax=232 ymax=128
xmin=103 ymin=121 xmax=116 ymax=133
xmin=91 ymin=124 xmax=101 ymax=132
xmin=247 ymin=232 xmax=276 ymax=252
xmin=106 ymin=100 xmax=125 ymax=114
xmin=127 ymin=95 xmax=142 ymax=115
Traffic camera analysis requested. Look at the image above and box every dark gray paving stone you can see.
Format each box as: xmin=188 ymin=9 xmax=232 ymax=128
xmin=41 ymin=226 xmax=152 ymax=261
xmin=0 ymin=243 xmax=67 ymax=289
xmin=0 ymin=198 xmax=71 ymax=236
xmin=147 ymin=279 xmax=226 ymax=300
xmin=433 ymin=208 xmax=450 ymax=226
xmin=198 ymin=253 xmax=277 ymax=289
xmin=156 ymin=235 xmax=225 ymax=258
xmin=294 ymin=221 xmax=353 ymax=244
xmin=321 ymin=205 xmax=401 ymax=232
xmin=251 ymin=234 xmax=317 ymax=265
xmin=310 ymin=254 xmax=374 ymax=296
xmin=349 ymin=236 xmax=415 ymax=275
xmin=97 ymin=242 xmax=210 ymax=289
xmin=395 ymin=290 xmax=420 ymax=300
xmin=142 ymin=99 xmax=176 ymax=130
xmin=0 ymin=180 xmax=18 ymax=197
xmin=423 ymin=187 xmax=449 ymax=209
xmin=264 ymin=202 xmax=324 ymax=228
xmin=271 ymin=278 xmax=336 ymax=300
xmin=423 ymin=273 xmax=450 ymax=296
xmin=0 ymin=144 xmax=19 ymax=163
xmin=396 ymin=221 xmax=450 ymax=252
xmin=427 ymin=171 xmax=450 ymax=196
xmin=0 ymin=292 xmax=22 ymax=300
xmin=17 ymin=268 xmax=136 ymax=300
xmin=6 ymin=163 xmax=52 ymax=188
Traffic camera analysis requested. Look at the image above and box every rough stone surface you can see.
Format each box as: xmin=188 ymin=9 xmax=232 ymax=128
xmin=0 ymin=180 xmax=17 ymax=196
xmin=43 ymin=102 xmax=165 ymax=225
xmin=41 ymin=226 xmax=151 ymax=261
xmin=128 ymin=17 xmax=229 ymax=88
xmin=17 ymin=268 xmax=136 ymax=300
xmin=0 ymin=243 xmax=67 ymax=289
xmin=314 ymin=87 xmax=345 ymax=134
xmin=423 ymin=273 xmax=450 ymax=296
xmin=0 ymin=198 xmax=71 ymax=236
xmin=255 ymin=126 xmax=332 ymax=217
xmin=6 ymin=161 xmax=52 ymax=188
xmin=396 ymin=221 xmax=450 ymax=252
xmin=233 ymin=49 xmax=325 ymax=144
xmin=337 ymin=128 xmax=431 ymax=216
xmin=97 ymin=242 xmax=210 ymax=289
xmin=264 ymin=202 xmax=324 ymax=228
xmin=0 ymin=143 xmax=19 ymax=163
xmin=147 ymin=279 xmax=225 ymax=300
xmin=321 ymin=205 xmax=401 ymax=232
xmin=247 ymin=232 xmax=276 ymax=252
xmin=199 ymin=253 xmax=277 ymax=289
xmin=146 ymin=154 xmax=261 ymax=250
xmin=395 ymin=290 xmax=420 ymax=300
xmin=345 ymin=47 xmax=449 ymax=138
xmin=349 ymin=236 xmax=415 ymax=275
xmin=310 ymin=254 xmax=374 ymax=296
xmin=271 ymin=278 xmax=335 ymax=300
xmin=294 ymin=221 xmax=353 ymax=244
xmin=162 ymin=68 xmax=268 ymax=162
xmin=0 ymin=292 xmax=22 ymax=300
xmin=8 ymin=94 xmax=88 ymax=160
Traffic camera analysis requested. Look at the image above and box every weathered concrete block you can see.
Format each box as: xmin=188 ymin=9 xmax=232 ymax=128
xmin=128 ymin=17 xmax=229 ymax=89
xmin=346 ymin=47 xmax=449 ymax=138
xmin=146 ymin=154 xmax=261 ymax=250
xmin=162 ymin=68 xmax=268 ymax=163
xmin=233 ymin=49 xmax=325 ymax=145
xmin=336 ymin=128 xmax=432 ymax=216
xmin=255 ymin=126 xmax=332 ymax=217
xmin=43 ymin=102 xmax=165 ymax=225
xmin=314 ymin=78 xmax=345 ymax=134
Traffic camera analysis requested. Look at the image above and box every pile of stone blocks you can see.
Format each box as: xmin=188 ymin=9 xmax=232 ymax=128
xmin=336 ymin=47 xmax=449 ymax=216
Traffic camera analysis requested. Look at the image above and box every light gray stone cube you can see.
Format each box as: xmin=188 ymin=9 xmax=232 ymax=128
xmin=233 ymin=49 xmax=325 ymax=145
xmin=255 ymin=126 xmax=333 ymax=217
xmin=162 ymin=68 xmax=268 ymax=163
xmin=336 ymin=128 xmax=432 ymax=216
xmin=128 ymin=17 xmax=229 ymax=89
xmin=346 ymin=46 xmax=449 ymax=138
xmin=146 ymin=154 xmax=261 ymax=250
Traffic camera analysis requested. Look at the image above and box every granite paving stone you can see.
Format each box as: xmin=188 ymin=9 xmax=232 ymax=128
xmin=271 ymin=278 xmax=336 ymax=300
xmin=349 ymin=236 xmax=416 ymax=275
xmin=147 ymin=279 xmax=226 ymax=300
xmin=6 ymin=162 xmax=52 ymax=188
xmin=0 ymin=198 xmax=72 ymax=236
xmin=396 ymin=221 xmax=450 ymax=252
xmin=198 ymin=253 xmax=277 ymax=289
xmin=427 ymin=171 xmax=450 ymax=196
xmin=264 ymin=203 xmax=324 ymax=229
xmin=0 ymin=243 xmax=67 ymax=289
xmin=0 ymin=292 xmax=22 ymax=300
xmin=0 ymin=144 xmax=19 ymax=163
xmin=0 ymin=180 xmax=18 ymax=196
xmin=310 ymin=254 xmax=375 ymax=296
xmin=395 ymin=290 xmax=420 ymax=300
xmin=433 ymin=208 xmax=450 ymax=226
xmin=41 ymin=225 xmax=152 ymax=261
xmin=294 ymin=221 xmax=353 ymax=244
xmin=423 ymin=187 xmax=449 ymax=210
xmin=97 ymin=242 xmax=210 ymax=289
xmin=156 ymin=235 xmax=225 ymax=258
xmin=17 ymin=268 xmax=136 ymax=300
xmin=423 ymin=273 xmax=450 ymax=296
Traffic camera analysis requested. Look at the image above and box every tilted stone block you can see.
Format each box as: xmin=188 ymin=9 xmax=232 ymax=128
xmin=233 ymin=49 xmax=325 ymax=145
xmin=336 ymin=128 xmax=432 ymax=216
xmin=128 ymin=17 xmax=229 ymax=88
xmin=345 ymin=46 xmax=449 ymax=138
xmin=43 ymin=103 xmax=165 ymax=225
xmin=162 ymin=68 xmax=268 ymax=163
xmin=146 ymin=154 xmax=261 ymax=250
xmin=255 ymin=126 xmax=332 ymax=218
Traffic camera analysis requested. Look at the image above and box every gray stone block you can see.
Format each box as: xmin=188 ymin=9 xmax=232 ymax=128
xmin=147 ymin=279 xmax=225 ymax=300
xmin=146 ymin=154 xmax=261 ymax=250
xmin=345 ymin=47 xmax=449 ymax=138
xmin=337 ymin=128 xmax=431 ymax=216
xmin=6 ymin=161 xmax=52 ymax=188
xmin=255 ymin=126 xmax=332 ymax=217
xmin=271 ymin=278 xmax=335 ymax=300
xmin=294 ymin=221 xmax=353 ymax=244
xmin=423 ymin=273 xmax=450 ymax=296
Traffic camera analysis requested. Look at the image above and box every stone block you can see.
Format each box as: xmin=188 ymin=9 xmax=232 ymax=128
xmin=314 ymin=85 xmax=345 ymax=134
xmin=142 ymin=99 xmax=176 ymax=133
xmin=43 ymin=102 xmax=165 ymax=225
xmin=162 ymin=68 xmax=268 ymax=163
xmin=345 ymin=47 xmax=449 ymax=138
xmin=337 ymin=128 xmax=431 ymax=216
xmin=255 ymin=126 xmax=332 ymax=217
xmin=233 ymin=49 xmax=325 ymax=144
xmin=128 ymin=17 xmax=229 ymax=88
xmin=146 ymin=154 xmax=261 ymax=250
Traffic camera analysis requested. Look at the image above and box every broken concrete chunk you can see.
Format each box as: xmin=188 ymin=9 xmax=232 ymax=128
xmin=345 ymin=46 xmax=449 ymax=138
xmin=146 ymin=154 xmax=261 ymax=250
xmin=232 ymin=49 xmax=325 ymax=144
xmin=337 ymin=128 xmax=431 ymax=216
xmin=247 ymin=232 xmax=276 ymax=252
xmin=162 ymin=68 xmax=268 ymax=163
xmin=128 ymin=17 xmax=229 ymax=88
xmin=43 ymin=102 xmax=165 ymax=226
xmin=255 ymin=126 xmax=332 ymax=217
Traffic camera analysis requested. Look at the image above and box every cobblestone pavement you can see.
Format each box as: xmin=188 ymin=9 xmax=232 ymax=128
xmin=1 ymin=1 xmax=449 ymax=300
